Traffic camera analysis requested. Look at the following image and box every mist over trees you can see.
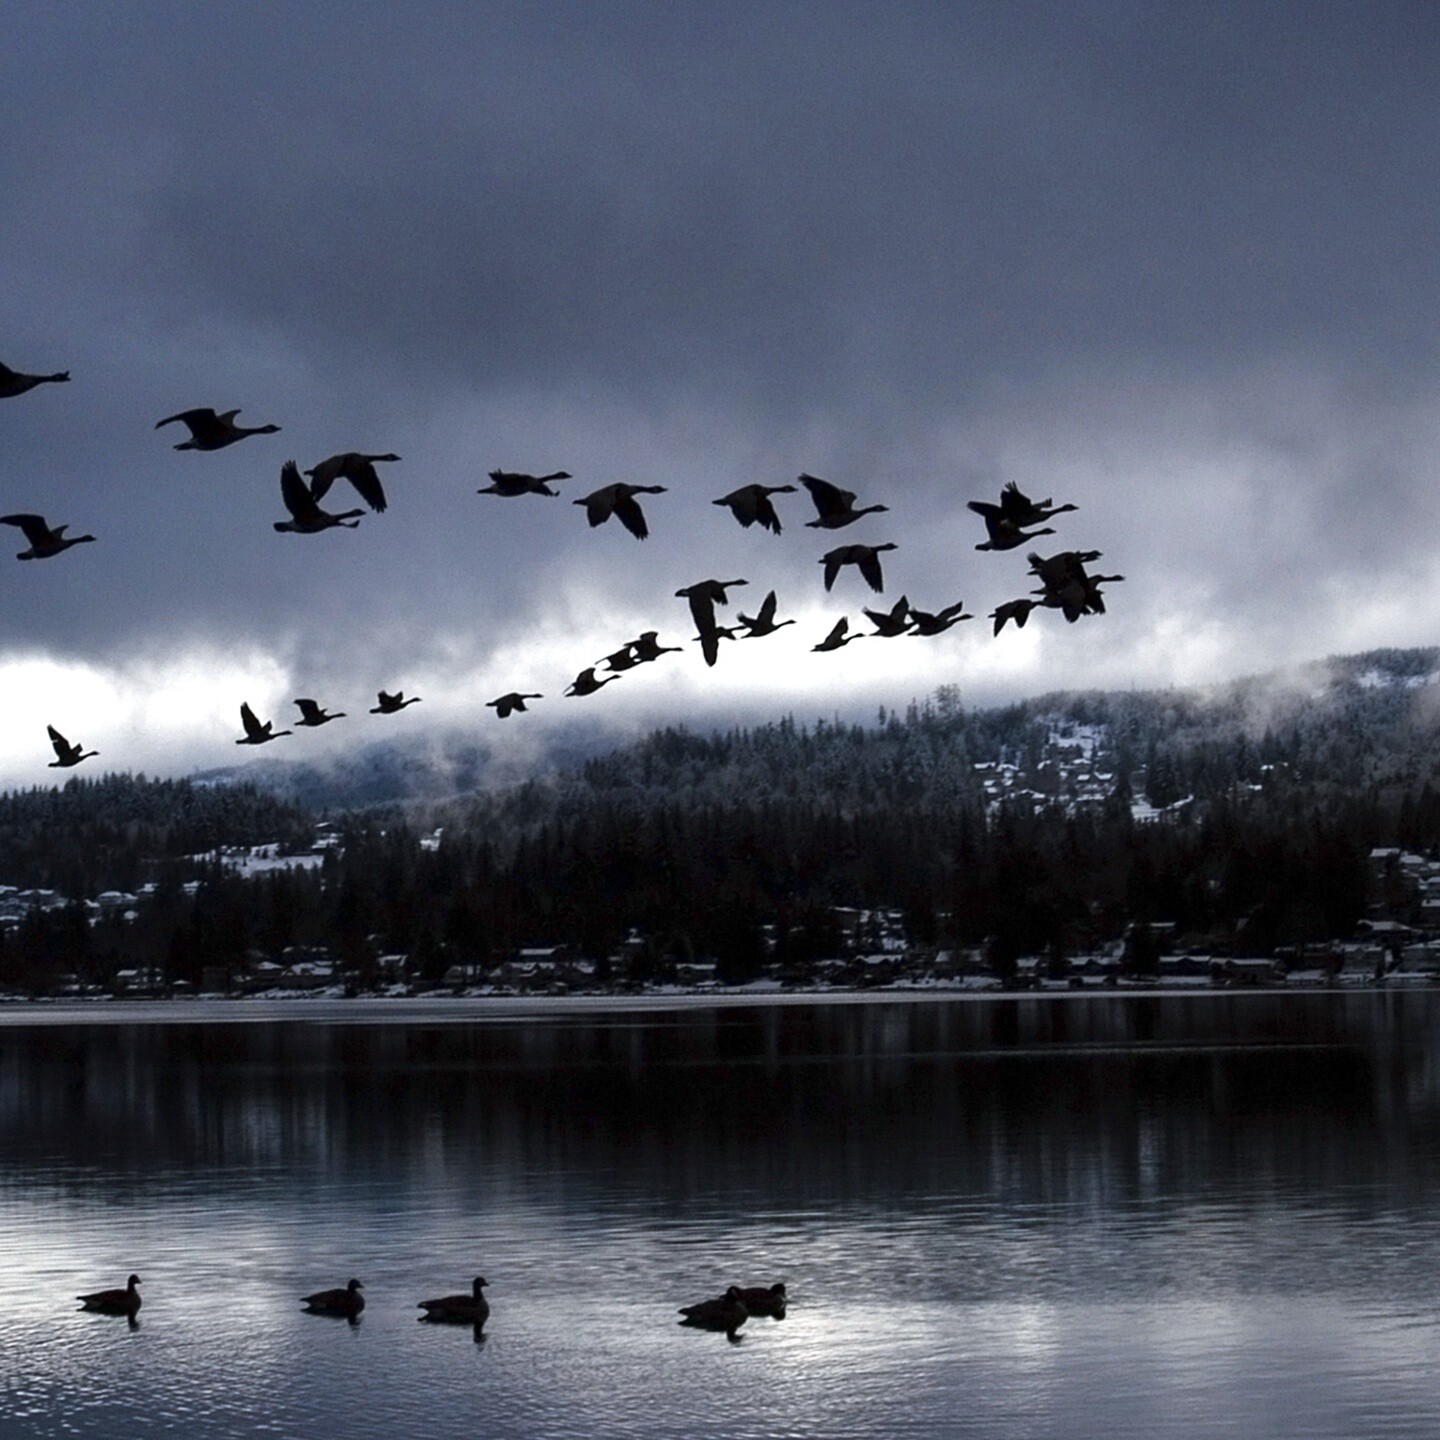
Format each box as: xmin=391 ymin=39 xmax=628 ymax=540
xmin=2 ymin=648 xmax=1440 ymax=994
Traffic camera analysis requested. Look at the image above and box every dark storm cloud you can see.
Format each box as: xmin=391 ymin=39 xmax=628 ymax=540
xmin=1 ymin=1 xmax=1439 ymax=783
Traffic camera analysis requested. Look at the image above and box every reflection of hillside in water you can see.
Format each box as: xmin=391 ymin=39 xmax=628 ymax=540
xmin=4 ymin=994 xmax=1440 ymax=1212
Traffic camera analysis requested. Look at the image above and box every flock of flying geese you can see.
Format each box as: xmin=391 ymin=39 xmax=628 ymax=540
xmin=76 ymin=1271 xmax=786 ymax=1342
xmin=3 ymin=356 xmax=1121 ymax=771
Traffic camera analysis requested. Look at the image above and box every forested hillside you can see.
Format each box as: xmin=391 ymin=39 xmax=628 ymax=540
xmin=3 ymin=647 xmax=1440 ymax=993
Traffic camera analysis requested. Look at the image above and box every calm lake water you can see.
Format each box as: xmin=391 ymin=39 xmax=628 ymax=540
xmin=4 ymin=990 xmax=1440 ymax=1438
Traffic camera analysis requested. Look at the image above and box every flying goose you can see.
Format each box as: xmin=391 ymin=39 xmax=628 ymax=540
xmin=304 ymin=452 xmax=398 ymax=513
xmin=862 ymin=595 xmax=912 ymax=637
xmin=0 ymin=361 xmax=70 ymax=398
xmin=371 ymin=690 xmax=420 ymax=714
xmin=293 ymin=698 xmax=345 ymax=727
xmin=812 ymin=617 xmax=860 ymax=652
xmin=628 ymin=631 xmax=683 ymax=663
xmin=736 ymin=1283 xmax=787 ymax=1318
xmin=599 ymin=643 xmax=645 ymax=673
xmin=969 ymin=481 xmax=1077 ymax=530
xmin=574 ymin=483 xmax=667 ymax=539
xmin=676 ymin=578 xmax=748 ymax=666
xmin=565 ymin=666 xmax=619 ymax=697
xmin=486 ymin=692 xmax=542 ymax=718
xmin=47 ymin=725 xmax=97 ymax=767
xmin=990 ymin=597 xmax=1043 ymax=634
xmin=799 ymin=473 xmax=889 ymax=529
xmin=820 ymin=542 xmax=896 ymax=593
xmin=418 ymin=1276 xmax=490 ymax=1325
xmin=0 ymin=514 xmax=95 ymax=560
xmin=735 ymin=590 xmax=795 ymax=639
xmin=971 ymin=511 xmax=1055 ymax=552
xmin=678 ymin=1286 xmax=748 ymax=1338
xmin=712 ymin=483 xmax=796 ymax=534
xmin=274 ymin=461 xmax=365 ymax=534
xmin=155 ymin=407 xmax=281 ymax=451
xmin=236 ymin=702 xmax=291 ymax=745
xmin=908 ymin=601 xmax=972 ymax=636
xmin=78 ymin=1274 xmax=141 ymax=1316
xmin=302 ymin=1278 xmax=364 ymax=1316
xmin=478 ymin=469 xmax=573 ymax=497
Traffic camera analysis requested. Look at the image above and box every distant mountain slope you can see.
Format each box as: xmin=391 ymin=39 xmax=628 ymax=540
xmin=183 ymin=646 xmax=1440 ymax=815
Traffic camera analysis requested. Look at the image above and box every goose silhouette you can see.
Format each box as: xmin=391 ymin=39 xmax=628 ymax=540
xmin=990 ymin=597 xmax=1043 ymax=634
xmin=302 ymin=1278 xmax=364 ymax=1317
xmin=978 ymin=481 xmax=1078 ymax=528
xmin=566 ymin=667 xmax=618 ymax=697
xmin=418 ymin=1276 xmax=490 ymax=1325
xmin=862 ymin=595 xmax=912 ymax=636
xmin=0 ymin=514 xmax=95 ymax=560
xmin=812 ymin=617 xmax=861 ymax=652
xmin=47 ymin=725 xmax=97 ymax=767
xmin=78 ymin=1275 xmax=141 ymax=1316
xmin=274 ymin=461 xmax=365 ymax=534
xmin=799 ymin=473 xmax=889 ymax=529
xmin=628 ymin=631 xmax=683 ymax=664
xmin=970 ymin=510 xmax=1055 ymax=552
xmin=574 ymin=483 xmax=666 ymax=539
xmin=486 ymin=692 xmax=542 ymax=718
xmin=371 ymin=690 xmax=420 ymax=714
xmin=479 ymin=470 xmax=572 ymax=497
xmin=293 ymin=698 xmax=345 ymax=727
xmin=676 ymin=579 xmax=748 ymax=666
xmin=155 ymin=407 xmax=280 ymax=451
xmin=736 ymin=1282 xmax=787 ymax=1318
xmin=0 ymin=361 xmax=70 ymax=398
xmin=678 ymin=1286 xmax=748 ymax=1339
xmin=735 ymin=590 xmax=795 ymax=639
xmin=908 ymin=601 xmax=972 ymax=636
xmin=599 ymin=643 xmax=645 ymax=673
xmin=712 ymin=483 xmax=796 ymax=534
xmin=236 ymin=703 xmax=291 ymax=745
xmin=820 ymin=542 xmax=896 ymax=593
xmin=304 ymin=453 xmax=398 ymax=513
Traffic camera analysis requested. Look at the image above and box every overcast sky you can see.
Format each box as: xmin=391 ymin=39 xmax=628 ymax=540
xmin=2 ymin=1 xmax=1438 ymax=788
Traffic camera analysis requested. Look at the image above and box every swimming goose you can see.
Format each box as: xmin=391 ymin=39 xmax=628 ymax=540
xmin=236 ymin=702 xmax=291 ymax=745
xmin=155 ymin=407 xmax=281 ymax=451
xmin=676 ymin=578 xmax=748 ymax=666
xmin=0 ymin=361 xmax=70 ymax=398
xmin=293 ymin=698 xmax=345 ymax=727
xmin=735 ymin=590 xmax=795 ymax=639
xmin=820 ymin=542 xmax=896 ymax=593
xmin=812 ymin=617 xmax=861 ymax=652
xmin=712 ymin=483 xmax=796 ymax=534
xmin=799 ymin=473 xmax=889 ymax=529
xmin=371 ymin=690 xmax=420 ymax=714
xmin=302 ymin=1278 xmax=364 ymax=1316
xmin=678 ymin=1286 xmax=748 ymax=1338
xmin=574 ymin=483 xmax=667 ymax=539
xmin=418 ymin=1276 xmax=490 ymax=1325
xmin=736 ymin=1283 xmax=787 ymax=1318
xmin=78 ymin=1274 xmax=141 ymax=1316
xmin=565 ymin=666 xmax=619 ymax=697
xmin=304 ymin=452 xmax=398 ymax=513
xmin=274 ymin=461 xmax=365 ymax=534
xmin=0 ymin=514 xmax=96 ymax=560
xmin=47 ymin=725 xmax=97 ymax=767
xmin=478 ymin=470 xmax=572 ymax=497
xmin=862 ymin=595 xmax=912 ymax=636
xmin=486 ymin=692 xmax=542 ymax=718
xmin=908 ymin=601 xmax=972 ymax=636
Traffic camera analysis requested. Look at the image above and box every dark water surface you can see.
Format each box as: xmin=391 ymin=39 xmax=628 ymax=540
xmin=3 ymin=991 xmax=1440 ymax=1438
